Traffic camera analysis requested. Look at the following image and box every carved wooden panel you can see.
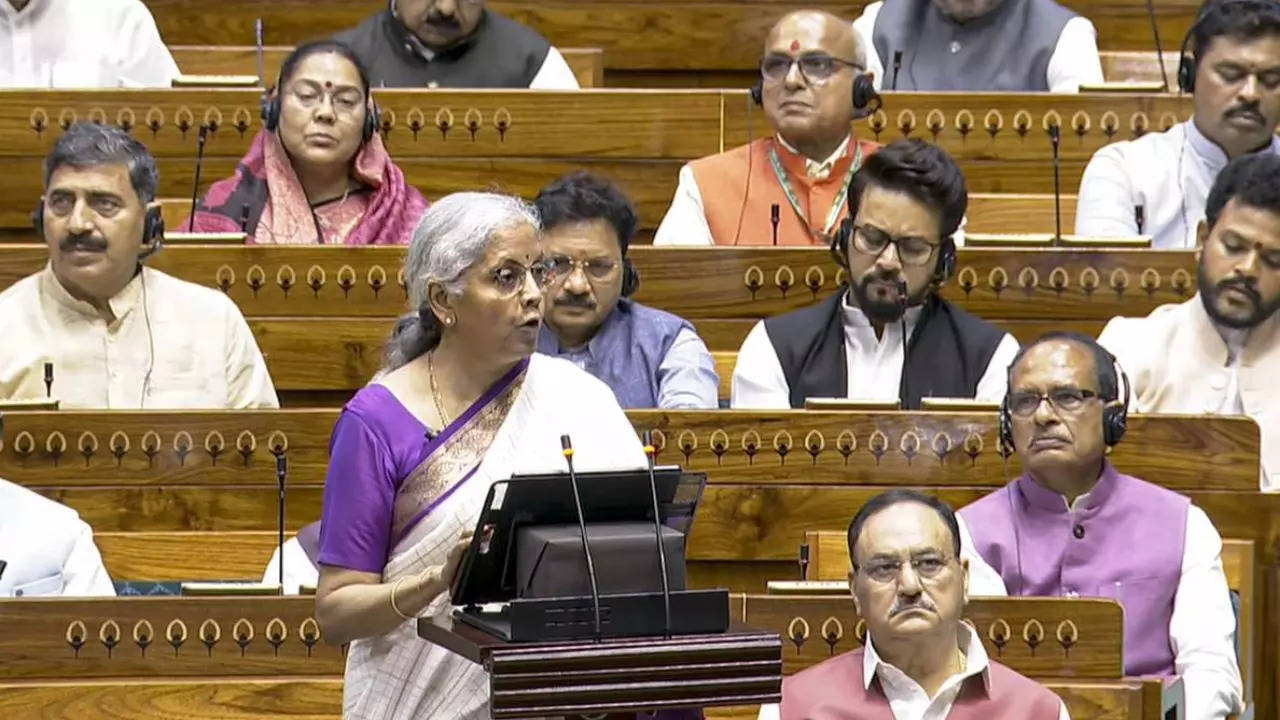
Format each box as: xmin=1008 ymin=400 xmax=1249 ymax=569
xmin=0 ymin=410 xmax=1258 ymax=492
xmin=0 ymin=246 xmax=1202 ymax=326
xmin=0 ymin=597 xmax=343 ymax=680
xmin=742 ymin=595 xmax=1125 ymax=678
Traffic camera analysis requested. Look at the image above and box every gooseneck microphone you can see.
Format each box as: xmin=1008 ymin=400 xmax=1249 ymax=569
xmin=1135 ymin=205 xmax=1146 ymax=235
xmin=1049 ymin=124 xmax=1063 ymax=244
xmin=43 ymin=362 xmax=53 ymax=398
xmin=560 ymin=434 xmax=603 ymax=639
xmin=641 ymin=431 xmax=673 ymax=639
xmin=798 ymin=542 xmax=810 ymax=580
xmin=276 ymin=453 xmax=287 ymax=591
xmin=891 ymin=50 xmax=903 ymax=91
xmin=254 ymin=18 xmax=266 ymax=90
xmin=770 ymin=203 xmax=780 ymax=246
xmin=187 ymin=125 xmax=210 ymax=232
xmin=897 ymin=278 xmax=910 ymax=408
xmin=1144 ymin=0 xmax=1170 ymax=92
xmin=0 ymin=560 xmax=7 ymax=582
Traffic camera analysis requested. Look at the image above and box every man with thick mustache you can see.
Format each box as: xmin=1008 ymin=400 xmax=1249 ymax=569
xmin=1099 ymin=153 xmax=1280 ymax=490
xmin=654 ymin=10 xmax=882 ymax=246
xmin=0 ymin=123 xmax=278 ymax=409
xmin=761 ymin=490 xmax=1068 ymax=719
xmin=731 ymin=139 xmax=1017 ymax=409
xmin=851 ymin=0 xmax=1103 ymax=92
xmin=960 ymin=332 xmax=1243 ymax=720
xmin=1075 ymin=0 xmax=1280 ymax=248
xmin=334 ymin=0 xmax=579 ymax=89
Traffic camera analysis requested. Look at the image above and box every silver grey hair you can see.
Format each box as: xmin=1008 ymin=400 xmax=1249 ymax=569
xmin=44 ymin=123 xmax=159 ymax=204
xmin=386 ymin=191 xmax=541 ymax=370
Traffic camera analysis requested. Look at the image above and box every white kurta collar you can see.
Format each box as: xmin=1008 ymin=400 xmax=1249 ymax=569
xmin=863 ymin=622 xmax=991 ymax=694
xmin=40 ymin=262 xmax=146 ymax=323
xmin=840 ymin=289 xmax=924 ymax=333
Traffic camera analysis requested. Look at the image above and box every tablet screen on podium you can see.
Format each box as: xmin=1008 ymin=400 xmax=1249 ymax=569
xmin=450 ymin=467 xmax=706 ymax=607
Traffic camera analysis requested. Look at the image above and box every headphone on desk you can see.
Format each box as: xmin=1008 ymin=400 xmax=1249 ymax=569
xmin=999 ymin=341 xmax=1131 ymax=451
xmin=1176 ymin=0 xmax=1271 ymax=93
xmin=31 ymin=200 xmax=165 ymax=260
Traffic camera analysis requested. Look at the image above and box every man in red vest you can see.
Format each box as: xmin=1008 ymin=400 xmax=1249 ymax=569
xmin=654 ymin=9 xmax=881 ymax=246
xmin=760 ymin=490 xmax=1067 ymax=720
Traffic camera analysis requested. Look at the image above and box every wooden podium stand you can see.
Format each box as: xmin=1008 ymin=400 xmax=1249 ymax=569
xmin=418 ymin=614 xmax=782 ymax=719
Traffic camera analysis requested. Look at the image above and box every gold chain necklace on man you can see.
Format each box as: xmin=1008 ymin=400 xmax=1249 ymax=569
xmin=427 ymin=352 xmax=450 ymax=428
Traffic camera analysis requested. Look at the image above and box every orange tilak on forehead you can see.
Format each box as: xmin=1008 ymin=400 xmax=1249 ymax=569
xmin=790 ymin=40 xmax=801 ymax=52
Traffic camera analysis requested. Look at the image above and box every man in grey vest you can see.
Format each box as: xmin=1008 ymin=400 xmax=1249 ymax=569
xmin=852 ymin=0 xmax=1102 ymax=92
xmin=334 ymin=0 xmax=579 ymax=89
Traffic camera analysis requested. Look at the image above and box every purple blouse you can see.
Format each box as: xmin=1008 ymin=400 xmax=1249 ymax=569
xmin=317 ymin=384 xmax=433 ymax=573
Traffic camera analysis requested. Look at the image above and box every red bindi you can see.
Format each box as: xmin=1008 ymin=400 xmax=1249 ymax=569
xmin=324 ymin=81 xmax=333 ymax=89
xmin=789 ymin=40 xmax=800 ymax=52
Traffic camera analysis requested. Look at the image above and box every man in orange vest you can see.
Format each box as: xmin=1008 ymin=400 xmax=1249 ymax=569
xmin=654 ymin=9 xmax=881 ymax=246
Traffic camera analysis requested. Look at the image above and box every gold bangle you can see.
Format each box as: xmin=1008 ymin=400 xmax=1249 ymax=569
xmin=390 ymin=576 xmax=416 ymax=621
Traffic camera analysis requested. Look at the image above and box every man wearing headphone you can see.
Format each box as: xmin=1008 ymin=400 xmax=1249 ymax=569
xmin=960 ymin=332 xmax=1243 ymax=720
xmin=533 ymin=171 xmax=719 ymax=409
xmin=1076 ymin=0 xmax=1280 ymax=248
xmin=655 ymin=10 xmax=883 ymax=247
xmin=0 ymin=123 xmax=278 ymax=410
xmin=731 ymin=139 xmax=1017 ymax=409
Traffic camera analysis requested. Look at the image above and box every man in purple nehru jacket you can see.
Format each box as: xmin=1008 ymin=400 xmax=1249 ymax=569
xmin=760 ymin=490 xmax=1067 ymax=720
xmin=959 ymin=332 xmax=1243 ymax=720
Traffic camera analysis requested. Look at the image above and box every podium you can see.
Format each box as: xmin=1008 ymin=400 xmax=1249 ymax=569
xmin=418 ymin=613 xmax=782 ymax=719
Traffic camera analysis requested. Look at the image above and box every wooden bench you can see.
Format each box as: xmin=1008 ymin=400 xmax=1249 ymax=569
xmin=170 ymin=45 xmax=605 ymax=89
xmin=0 ymin=594 xmax=1163 ymax=719
xmin=142 ymin=0 xmax=1203 ymax=63
xmin=0 ymin=244 xmax=1200 ymax=402
xmin=0 ymin=88 xmax=1197 ymax=235
xmin=2 ymin=408 xmax=1271 ymax=714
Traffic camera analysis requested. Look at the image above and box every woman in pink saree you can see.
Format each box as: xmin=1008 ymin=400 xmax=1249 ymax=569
xmin=313 ymin=192 xmax=680 ymax=719
xmin=184 ymin=41 xmax=426 ymax=245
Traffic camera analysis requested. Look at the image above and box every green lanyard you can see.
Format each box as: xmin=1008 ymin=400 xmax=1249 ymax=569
xmin=767 ymin=141 xmax=863 ymax=242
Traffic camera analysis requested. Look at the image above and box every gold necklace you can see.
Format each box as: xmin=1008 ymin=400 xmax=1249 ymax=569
xmin=427 ymin=352 xmax=450 ymax=428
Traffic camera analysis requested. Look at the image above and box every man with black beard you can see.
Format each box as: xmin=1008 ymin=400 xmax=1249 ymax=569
xmin=731 ymin=140 xmax=1017 ymax=409
xmin=334 ymin=0 xmax=579 ymax=89
xmin=1099 ymin=153 xmax=1280 ymax=491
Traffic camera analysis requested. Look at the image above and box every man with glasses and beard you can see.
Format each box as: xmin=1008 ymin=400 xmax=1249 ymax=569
xmin=731 ymin=139 xmax=1017 ymax=409
xmin=960 ymin=332 xmax=1243 ymax=720
xmin=1099 ymin=153 xmax=1280 ymax=490
xmin=1075 ymin=0 xmax=1280 ymax=248
xmin=533 ymin=172 xmax=719 ymax=409
xmin=334 ymin=0 xmax=579 ymax=89
xmin=760 ymin=490 xmax=1068 ymax=720
xmin=654 ymin=10 xmax=882 ymax=246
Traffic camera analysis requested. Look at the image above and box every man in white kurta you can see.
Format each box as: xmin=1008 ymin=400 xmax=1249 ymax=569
xmin=0 ymin=122 xmax=278 ymax=409
xmin=1098 ymin=153 xmax=1280 ymax=490
xmin=0 ymin=0 xmax=180 ymax=88
xmin=1074 ymin=2 xmax=1280 ymax=248
xmin=0 ymin=478 xmax=114 ymax=597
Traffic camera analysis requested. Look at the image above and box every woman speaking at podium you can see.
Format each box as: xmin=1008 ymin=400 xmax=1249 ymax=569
xmin=313 ymin=192 xmax=648 ymax=719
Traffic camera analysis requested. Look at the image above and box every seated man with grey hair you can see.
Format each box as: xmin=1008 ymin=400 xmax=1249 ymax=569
xmin=0 ymin=123 xmax=278 ymax=409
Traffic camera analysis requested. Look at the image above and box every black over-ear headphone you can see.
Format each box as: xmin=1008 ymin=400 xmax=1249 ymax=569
xmin=1177 ymin=0 xmax=1267 ymax=93
xmin=260 ymin=83 xmax=381 ymax=143
xmin=999 ymin=348 xmax=1131 ymax=452
xmin=32 ymin=201 xmax=165 ymax=260
xmin=620 ymin=259 xmax=641 ymax=297
xmin=751 ymin=69 xmax=882 ymax=118
xmin=829 ymin=217 xmax=957 ymax=286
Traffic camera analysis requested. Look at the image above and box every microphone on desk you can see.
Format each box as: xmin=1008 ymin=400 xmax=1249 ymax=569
xmin=187 ymin=124 xmax=210 ymax=232
xmin=891 ymin=50 xmax=903 ymax=91
xmin=770 ymin=203 xmax=780 ymax=246
xmin=897 ymin=278 xmax=911 ymax=408
xmin=560 ymin=434 xmax=603 ymax=639
xmin=0 ymin=560 xmax=7 ymax=582
xmin=43 ymin=362 xmax=53 ymax=399
xmin=641 ymin=431 xmax=673 ymax=639
xmin=798 ymin=542 xmax=810 ymax=580
xmin=254 ymin=18 xmax=266 ymax=89
xmin=1134 ymin=205 xmax=1146 ymax=235
xmin=1049 ymin=123 xmax=1063 ymax=244
xmin=276 ymin=452 xmax=287 ymax=591
xmin=1143 ymin=0 xmax=1170 ymax=92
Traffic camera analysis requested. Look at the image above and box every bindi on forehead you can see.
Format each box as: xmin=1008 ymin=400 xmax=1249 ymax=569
xmin=790 ymin=40 xmax=800 ymax=52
